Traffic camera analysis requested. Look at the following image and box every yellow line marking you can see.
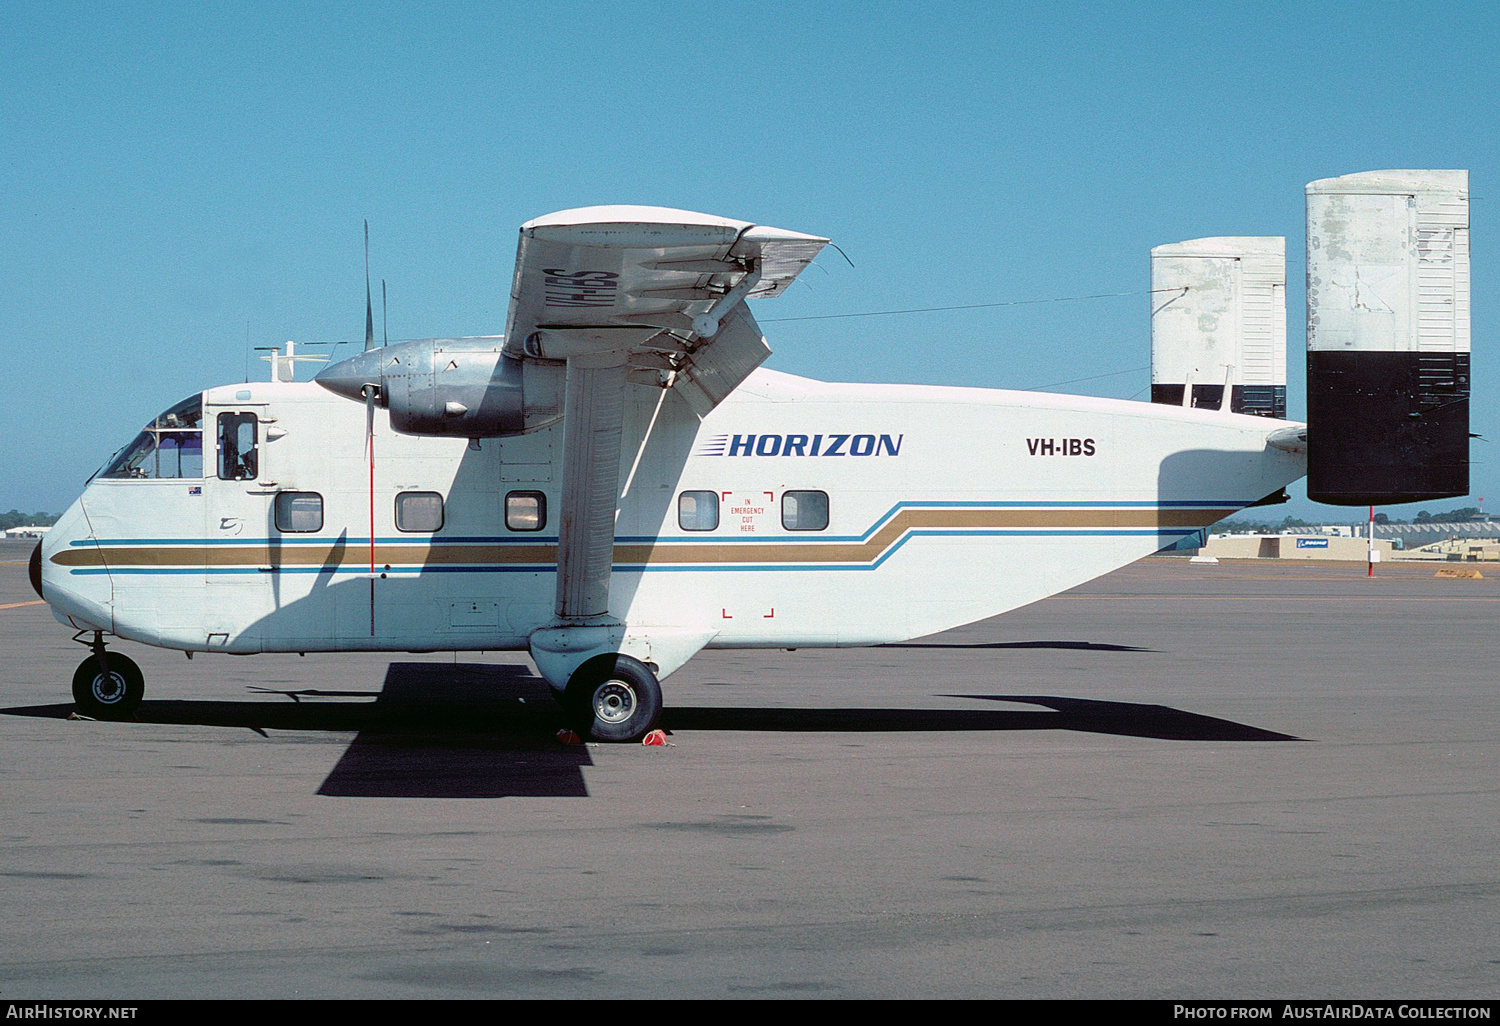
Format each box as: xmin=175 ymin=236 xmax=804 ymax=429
xmin=0 ymin=600 xmax=45 ymax=610
xmin=1193 ymin=576 xmax=1475 ymax=582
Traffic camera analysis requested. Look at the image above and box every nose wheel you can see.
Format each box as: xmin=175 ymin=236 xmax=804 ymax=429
xmin=562 ymin=654 xmax=662 ymax=742
xmin=72 ymin=651 xmax=144 ymax=721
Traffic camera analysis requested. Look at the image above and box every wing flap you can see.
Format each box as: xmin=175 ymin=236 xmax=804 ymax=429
xmin=673 ymin=306 xmax=772 ymax=417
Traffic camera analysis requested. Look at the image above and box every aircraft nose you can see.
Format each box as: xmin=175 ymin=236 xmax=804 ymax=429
xmin=314 ymin=348 xmax=386 ymax=403
xmin=29 ymin=541 xmax=43 ymax=599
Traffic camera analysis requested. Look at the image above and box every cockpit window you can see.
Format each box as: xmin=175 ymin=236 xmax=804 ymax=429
xmin=100 ymin=394 xmax=204 ymax=479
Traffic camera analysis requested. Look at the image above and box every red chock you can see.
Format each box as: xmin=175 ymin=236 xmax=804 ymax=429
xmin=556 ymin=729 xmax=583 ymax=745
xmin=642 ymin=729 xmax=667 ymax=747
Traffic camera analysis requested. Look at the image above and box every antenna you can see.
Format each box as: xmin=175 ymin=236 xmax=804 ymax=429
xmin=382 ymin=279 xmax=388 ymax=346
xmin=255 ymin=341 xmax=327 ymax=382
xmin=364 ymin=220 xmax=375 ymax=351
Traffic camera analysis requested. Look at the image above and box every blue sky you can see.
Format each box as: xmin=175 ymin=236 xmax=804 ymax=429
xmin=1 ymin=2 xmax=1495 ymax=517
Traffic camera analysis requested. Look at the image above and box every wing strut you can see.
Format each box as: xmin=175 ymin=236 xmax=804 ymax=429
xmin=554 ymin=353 xmax=628 ymax=620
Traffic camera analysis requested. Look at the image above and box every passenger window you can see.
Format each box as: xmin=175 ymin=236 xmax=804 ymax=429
xmin=217 ymin=412 xmax=259 ymax=481
xmin=782 ymin=490 xmax=829 ymax=531
xmin=506 ymin=491 xmax=546 ymax=532
xmin=677 ymin=490 xmax=719 ymax=531
xmin=396 ymin=491 xmax=444 ymax=532
xmin=274 ymin=492 xmax=323 ymax=533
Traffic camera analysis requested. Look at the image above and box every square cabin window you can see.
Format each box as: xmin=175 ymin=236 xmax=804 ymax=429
xmin=782 ymin=490 xmax=829 ymax=531
xmin=506 ymin=490 xmax=546 ymax=532
xmin=678 ymin=490 xmax=719 ymax=531
xmin=274 ymin=491 xmax=323 ymax=533
xmin=395 ymin=491 xmax=444 ymax=533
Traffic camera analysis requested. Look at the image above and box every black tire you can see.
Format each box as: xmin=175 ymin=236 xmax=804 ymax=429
xmin=563 ymin=654 xmax=662 ymax=742
xmin=71 ymin=652 xmax=144 ymax=721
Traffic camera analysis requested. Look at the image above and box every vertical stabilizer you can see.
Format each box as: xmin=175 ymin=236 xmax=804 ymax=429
xmin=1306 ymin=170 xmax=1470 ymax=505
xmin=1151 ymin=237 xmax=1286 ymax=417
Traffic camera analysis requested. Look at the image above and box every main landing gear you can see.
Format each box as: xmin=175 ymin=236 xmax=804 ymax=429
xmin=71 ymin=633 xmax=143 ymax=721
xmin=562 ymin=653 xmax=662 ymax=742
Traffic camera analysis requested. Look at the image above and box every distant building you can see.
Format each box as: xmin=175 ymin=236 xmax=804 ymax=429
xmin=1400 ymin=538 xmax=1500 ymax=562
xmin=1193 ymin=533 xmax=1393 ymax=561
xmin=4 ymin=526 xmax=50 ymax=539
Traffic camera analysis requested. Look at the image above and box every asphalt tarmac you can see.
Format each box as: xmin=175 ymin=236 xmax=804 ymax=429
xmin=1 ymin=539 xmax=1497 ymax=999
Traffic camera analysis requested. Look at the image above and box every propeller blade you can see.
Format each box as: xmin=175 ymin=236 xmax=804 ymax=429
xmin=364 ymin=383 xmax=375 ymax=452
xmin=364 ymin=220 xmax=375 ymax=351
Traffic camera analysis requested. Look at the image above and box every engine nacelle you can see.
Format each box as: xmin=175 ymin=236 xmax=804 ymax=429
xmin=316 ymin=338 xmax=564 ymax=437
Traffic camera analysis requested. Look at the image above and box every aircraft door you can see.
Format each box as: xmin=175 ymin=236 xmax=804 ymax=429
xmin=203 ymin=404 xmax=274 ymax=650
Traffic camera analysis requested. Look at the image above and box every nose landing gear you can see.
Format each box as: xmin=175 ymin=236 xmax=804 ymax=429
xmin=71 ymin=633 xmax=144 ymax=720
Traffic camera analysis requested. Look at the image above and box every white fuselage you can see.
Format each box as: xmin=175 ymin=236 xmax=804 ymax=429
xmin=41 ymin=370 xmax=1305 ymax=668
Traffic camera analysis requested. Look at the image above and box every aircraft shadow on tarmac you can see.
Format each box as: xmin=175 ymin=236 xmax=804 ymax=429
xmin=881 ymin=640 xmax=1157 ymax=652
xmin=0 ymin=661 xmax=1299 ymax=799
xmin=666 ymin=697 xmax=1298 ymax=742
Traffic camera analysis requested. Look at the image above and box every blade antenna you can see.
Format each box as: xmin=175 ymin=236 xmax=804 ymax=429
xmin=364 ymin=220 xmax=375 ymax=351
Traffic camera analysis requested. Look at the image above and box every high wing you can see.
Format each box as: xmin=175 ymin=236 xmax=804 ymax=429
xmin=502 ymin=207 xmax=828 ymax=638
xmin=503 ymin=205 xmax=827 ymax=417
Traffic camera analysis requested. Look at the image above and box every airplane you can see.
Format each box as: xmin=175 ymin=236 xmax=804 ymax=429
xmin=28 ymin=169 xmax=1471 ymax=741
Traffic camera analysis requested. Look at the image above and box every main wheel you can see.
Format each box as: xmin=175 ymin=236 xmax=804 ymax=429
xmin=71 ymin=652 xmax=144 ymax=720
xmin=563 ymin=654 xmax=662 ymax=742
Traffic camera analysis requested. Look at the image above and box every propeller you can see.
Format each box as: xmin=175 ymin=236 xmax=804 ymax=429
xmin=364 ymin=220 xmax=375 ymax=351
xmin=361 ymin=222 xmax=381 ymax=634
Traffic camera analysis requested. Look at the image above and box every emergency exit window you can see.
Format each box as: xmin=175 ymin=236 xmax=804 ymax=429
xmin=506 ymin=491 xmax=546 ymax=532
xmin=782 ymin=490 xmax=829 ymax=531
xmin=217 ymin=412 xmax=258 ymax=481
xmin=274 ymin=492 xmax=323 ymax=533
xmin=396 ymin=491 xmax=444 ymax=532
xmin=678 ymin=490 xmax=719 ymax=531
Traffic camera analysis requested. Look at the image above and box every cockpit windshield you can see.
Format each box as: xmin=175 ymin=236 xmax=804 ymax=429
xmin=101 ymin=394 xmax=204 ymax=479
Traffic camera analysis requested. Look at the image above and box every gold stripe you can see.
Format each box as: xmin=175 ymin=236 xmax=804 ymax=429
xmin=51 ymin=506 xmax=1234 ymax=570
